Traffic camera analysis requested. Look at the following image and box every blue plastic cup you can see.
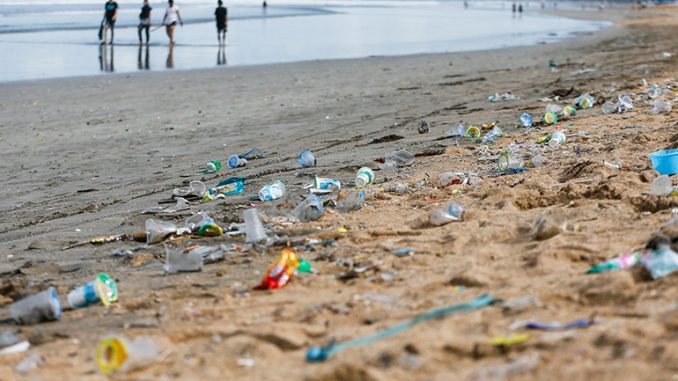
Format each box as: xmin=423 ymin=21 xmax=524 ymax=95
xmin=649 ymin=149 xmax=678 ymax=175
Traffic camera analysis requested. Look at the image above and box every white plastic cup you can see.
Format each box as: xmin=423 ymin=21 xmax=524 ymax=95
xmin=10 ymin=287 xmax=62 ymax=325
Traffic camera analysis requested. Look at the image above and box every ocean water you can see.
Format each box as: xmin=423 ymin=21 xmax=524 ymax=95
xmin=0 ymin=0 xmax=610 ymax=82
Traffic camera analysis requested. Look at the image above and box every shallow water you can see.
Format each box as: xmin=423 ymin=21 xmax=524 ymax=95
xmin=0 ymin=1 xmax=609 ymax=82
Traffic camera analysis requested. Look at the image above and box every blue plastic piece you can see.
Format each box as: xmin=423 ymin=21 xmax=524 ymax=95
xmin=649 ymin=149 xmax=678 ymax=175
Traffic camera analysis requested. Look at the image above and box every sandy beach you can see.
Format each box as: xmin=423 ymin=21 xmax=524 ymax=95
xmin=0 ymin=4 xmax=677 ymax=380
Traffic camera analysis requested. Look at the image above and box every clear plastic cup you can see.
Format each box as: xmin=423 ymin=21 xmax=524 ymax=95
xmin=243 ymin=208 xmax=267 ymax=243
xmin=96 ymin=335 xmax=158 ymax=374
xmin=164 ymin=246 xmax=203 ymax=274
xmin=10 ymin=287 xmax=62 ymax=325
xmin=145 ymin=219 xmax=177 ymax=244
xmin=67 ymin=273 xmax=119 ymax=308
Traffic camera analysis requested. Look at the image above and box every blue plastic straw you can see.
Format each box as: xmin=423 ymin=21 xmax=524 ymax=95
xmin=306 ymin=293 xmax=494 ymax=362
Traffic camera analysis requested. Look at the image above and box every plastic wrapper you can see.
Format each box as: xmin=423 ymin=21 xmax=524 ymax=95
xmin=255 ymin=248 xmax=301 ymax=289
xmin=293 ymin=194 xmax=324 ymax=222
xmin=430 ymin=203 xmax=465 ymax=226
xmin=297 ymin=150 xmax=316 ymax=167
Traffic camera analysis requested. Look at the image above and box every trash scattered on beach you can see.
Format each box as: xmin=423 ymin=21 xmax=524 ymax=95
xmin=96 ymin=336 xmax=158 ymax=374
xmin=418 ymin=120 xmax=430 ymax=134
xmin=297 ymin=149 xmax=317 ymax=167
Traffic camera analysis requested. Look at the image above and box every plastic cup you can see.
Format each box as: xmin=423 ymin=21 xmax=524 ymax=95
xmin=10 ymin=287 xmax=62 ymax=325
xmin=243 ymin=208 xmax=267 ymax=243
xmin=549 ymin=131 xmax=567 ymax=147
xmin=164 ymin=246 xmax=203 ymax=274
xmin=228 ymin=154 xmax=247 ymax=169
xmin=67 ymin=273 xmax=119 ymax=309
xmin=96 ymin=336 xmax=157 ymax=375
xmin=297 ymin=150 xmax=316 ymax=167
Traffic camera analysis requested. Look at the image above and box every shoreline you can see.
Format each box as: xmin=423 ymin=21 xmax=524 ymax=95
xmin=0 ymin=3 xmax=677 ymax=380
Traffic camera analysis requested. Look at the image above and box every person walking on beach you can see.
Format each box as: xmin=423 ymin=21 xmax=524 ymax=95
xmin=518 ymin=3 xmax=523 ymax=14
xmin=138 ymin=0 xmax=152 ymax=45
xmin=215 ymin=0 xmax=228 ymax=46
xmin=102 ymin=0 xmax=118 ymax=44
xmin=162 ymin=0 xmax=184 ymax=45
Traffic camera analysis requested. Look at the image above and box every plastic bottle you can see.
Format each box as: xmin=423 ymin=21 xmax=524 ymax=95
xmin=498 ymin=152 xmax=525 ymax=172
xmin=355 ymin=167 xmax=375 ymax=187
xmin=297 ymin=150 xmax=316 ymax=167
xmin=145 ymin=219 xmax=177 ymax=244
xmin=228 ymin=154 xmax=247 ymax=169
xmin=10 ymin=287 xmax=62 ymax=325
xmin=164 ymin=245 xmax=203 ymax=273
xmin=549 ymin=131 xmax=566 ymax=147
xmin=385 ymin=151 xmax=415 ymax=166
xmin=293 ymin=194 xmax=324 ymax=222
xmin=96 ymin=336 xmax=158 ymax=375
xmin=482 ymin=126 xmax=503 ymax=143
xmin=336 ymin=190 xmax=365 ymax=212
xmin=68 ymin=273 xmax=119 ymax=308
xmin=258 ymin=180 xmax=286 ymax=201
xmin=203 ymin=160 xmax=222 ymax=174
xmin=430 ymin=203 xmax=465 ymax=226
xmin=519 ymin=113 xmax=533 ymax=127
xmin=243 ymin=208 xmax=267 ymax=243
xmin=543 ymin=112 xmax=558 ymax=125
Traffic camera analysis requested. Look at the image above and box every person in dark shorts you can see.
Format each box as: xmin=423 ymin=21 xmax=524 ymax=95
xmin=215 ymin=0 xmax=228 ymax=46
xmin=102 ymin=0 xmax=118 ymax=44
xmin=138 ymin=0 xmax=152 ymax=45
xmin=162 ymin=0 xmax=183 ymax=45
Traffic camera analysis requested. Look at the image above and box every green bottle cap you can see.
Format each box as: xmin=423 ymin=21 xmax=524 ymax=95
xmin=297 ymin=259 xmax=312 ymax=273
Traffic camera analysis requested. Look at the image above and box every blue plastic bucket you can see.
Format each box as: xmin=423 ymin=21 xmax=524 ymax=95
xmin=649 ymin=149 xmax=678 ymax=175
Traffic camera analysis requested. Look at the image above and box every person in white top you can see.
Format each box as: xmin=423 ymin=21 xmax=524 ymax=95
xmin=161 ymin=0 xmax=184 ymax=45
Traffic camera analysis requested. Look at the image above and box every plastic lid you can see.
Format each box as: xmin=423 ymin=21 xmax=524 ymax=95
xmin=297 ymin=259 xmax=312 ymax=273
xmin=466 ymin=126 xmax=481 ymax=139
xmin=95 ymin=273 xmax=118 ymax=306
xmin=96 ymin=336 xmax=127 ymax=374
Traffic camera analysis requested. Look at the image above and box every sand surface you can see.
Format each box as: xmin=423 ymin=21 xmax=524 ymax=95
xmin=0 ymin=5 xmax=677 ymax=380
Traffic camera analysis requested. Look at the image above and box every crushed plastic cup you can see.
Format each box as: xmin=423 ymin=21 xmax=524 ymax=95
xmin=297 ymin=150 xmax=317 ymax=167
xmin=355 ymin=167 xmax=375 ymax=187
xmin=601 ymin=102 xmax=616 ymax=114
xmin=531 ymin=154 xmax=546 ymax=167
xmin=482 ymin=126 xmax=503 ymax=143
xmin=641 ymin=245 xmax=678 ymax=280
xmin=650 ymin=175 xmax=673 ymax=196
xmin=650 ymin=99 xmax=672 ymax=114
xmin=293 ymin=194 xmax=324 ymax=222
xmin=543 ymin=112 xmax=558 ymax=125
xmin=313 ymin=176 xmax=341 ymax=192
xmin=385 ymin=183 xmax=409 ymax=194
xmin=145 ymin=219 xmax=177 ymax=244
xmin=574 ymin=93 xmax=595 ymax=109
xmin=385 ymin=151 xmax=415 ymax=166
xmin=519 ymin=113 xmax=533 ymax=127
xmin=96 ymin=336 xmax=158 ymax=375
xmin=255 ymin=248 xmax=301 ymax=289
xmin=498 ymin=152 xmax=525 ymax=172
xmin=10 ymin=287 xmax=62 ymax=325
xmin=164 ymin=245 xmax=203 ymax=273
xmin=337 ymin=190 xmax=365 ymax=212
xmin=228 ymin=154 xmax=247 ymax=169
xmin=549 ymin=131 xmax=567 ymax=147
xmin=173 ymin=181 xmax=207 ymax=198
xmin=258 ymin=180 xmax=286 ymax=201
xmin=68 ymin=273 xmax=118 ymax=308
xmin=447 ymin=123 xmax=467 ymax=137
xmin=203 ymin=160 xmax=222 ymax=173
xmin=617 ymin=94 xmax=634 ymax=112
xmin=208 ymin=177 xmax=245 ymax=199
xmin=430 ymin=203 xmax=465 ymax=226
xmin=545 ymin=104 xmax=563 ymax=114
xmin=379 ymin=159 xmax=398 ymax=173
xmin=418 ymin=120 xmax=430 ymax=134
xmin=440 ymin=172 xmax=464 ymax=187
xmin=562 ymin=105 xmax=576 ymax=117
xmin=243 ymin=208 xmax=267 ymax=243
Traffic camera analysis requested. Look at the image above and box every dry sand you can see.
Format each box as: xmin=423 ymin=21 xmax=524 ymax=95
xmin=0 ymin=5 xmax=677 ymax=381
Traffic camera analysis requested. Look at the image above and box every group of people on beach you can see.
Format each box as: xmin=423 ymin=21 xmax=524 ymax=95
xmin=100 ymin=0 xmax=229 ymax=46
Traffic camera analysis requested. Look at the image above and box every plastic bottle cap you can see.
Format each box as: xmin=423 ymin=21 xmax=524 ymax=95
xmin=96 ymin=337 xmax=127 ymax=374
xmin=466 ymin=126 xmax=481 ymax=139
xmin=297 ymin=259 xmax=312 ymax=273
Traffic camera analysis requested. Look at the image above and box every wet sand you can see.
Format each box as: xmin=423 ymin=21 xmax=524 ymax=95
xmin=0 ymin=4 xmax=677 ymax=380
